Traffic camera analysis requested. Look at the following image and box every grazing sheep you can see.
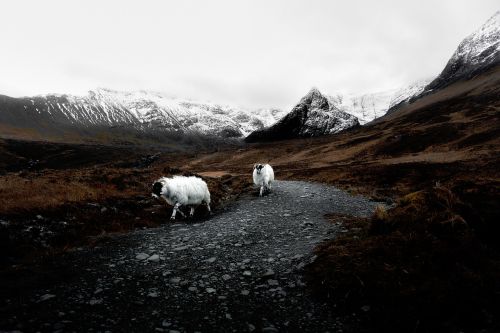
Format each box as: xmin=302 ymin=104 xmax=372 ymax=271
xmin=151 ymin=176 xmax=211 ymax=220
xmin=253 ymin=163 xmax=274 ymax=196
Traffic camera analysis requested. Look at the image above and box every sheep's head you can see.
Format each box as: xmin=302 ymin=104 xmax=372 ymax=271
xmin=254 ymin=163 xmax=264 ymax=175
xmin=152 ymin=181 xmax=163 ymax=198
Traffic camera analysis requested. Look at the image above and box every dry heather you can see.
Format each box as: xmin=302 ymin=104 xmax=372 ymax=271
xmin=0 ymin=173 xmax=131 ymax=213
xmin=306 ymin=185 xmax=500 ymax=332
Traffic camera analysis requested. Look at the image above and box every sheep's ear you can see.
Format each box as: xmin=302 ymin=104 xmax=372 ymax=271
xmin=253 ymin=164 xmax=257 ymax=170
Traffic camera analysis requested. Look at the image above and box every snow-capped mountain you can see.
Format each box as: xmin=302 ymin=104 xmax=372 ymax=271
xmin=427 ymin=11 xmax=500 ymax=91
xmin=324 ymin=78 xmax=431 ymax=124
xmin=385 ymin=11 xmax=499 ymax=116
xmin=326 ymin=90 xmax=395 ymax=125
xmin=245 ymin=88 xmax=359 ymax=142
xmin=0 ymin=89 xmax=286 ymax=140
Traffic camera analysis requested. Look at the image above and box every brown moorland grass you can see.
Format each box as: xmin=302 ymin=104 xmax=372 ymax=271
xmin=0 ymin=173 xmax=134 ymax=213
xmin=306 ymin=185 xmax=500 ymax=332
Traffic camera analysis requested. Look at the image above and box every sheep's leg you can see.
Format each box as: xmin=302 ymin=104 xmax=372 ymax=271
xmin=259 ymin=182 xmax=264 ymax=197
xmin=189 ymin=206 xmax=195 ymax=217
xmin=203 ymin=201 xmax=211 ymax=214
xmin=177 ymin=207 xmax=186 ymax=218
xmin=264 ymin=182 xmax=270 ymax=194
xmin=171 ymin=202 xmax=186 ymax=220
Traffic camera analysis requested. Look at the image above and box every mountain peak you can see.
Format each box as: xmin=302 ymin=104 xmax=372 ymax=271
xmin=307 ymin=87 xmax=322 ymax=95
xmin=453 ymin=10 xmax=500 ymax=64
xmin=427 ymin=10 xmax=500 ymax=90
xmin=303 ymin=87 xmax=325 ymax=101
xmin=299 ymin=87 xmax=329 ymax=110
xmin=245 ymin=88 xmax=359 ymax=142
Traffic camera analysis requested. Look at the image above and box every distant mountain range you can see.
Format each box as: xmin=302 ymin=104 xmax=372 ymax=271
xmin=244 ymin=79 xmax=432 ymax=142
xmin=0 ymin=89 xmax=286 ymax=143
xmin=0 ymin=11 xmax=498 ymax=145
xmin=0 ymin=79 xmax=427 ymax=144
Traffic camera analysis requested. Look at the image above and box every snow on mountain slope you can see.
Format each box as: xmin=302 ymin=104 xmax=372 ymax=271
xmin=1 ymin=89 xmax=286 ymax=139
xmin=325 ymin=78 xmax=431 ymax=124
xmin=427 ymin=11 xmax=500 ymax=90
xmin=86 ymin=89 xmax=285 ymax=137
xmin=387 ymin=78 xmax=433 ymax=109
xmin=449 ymin=11 xmax=499 ymax=69
xmin=327 ymin=90 xmax=396 ymax=124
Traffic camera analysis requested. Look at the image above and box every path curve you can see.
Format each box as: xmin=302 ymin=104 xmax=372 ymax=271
xmin=2 ymin=181 xmax=377 ymax=332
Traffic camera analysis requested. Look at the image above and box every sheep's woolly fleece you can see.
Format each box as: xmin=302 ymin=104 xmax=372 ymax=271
xmin=154 ymin=176 xmax=211 ymax=207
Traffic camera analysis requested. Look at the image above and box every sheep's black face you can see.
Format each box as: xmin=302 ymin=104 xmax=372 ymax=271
xmin=255 ymin=164 xmax=264 ymax=175
xmin=152 ymin=182 xmax=163 ymax=198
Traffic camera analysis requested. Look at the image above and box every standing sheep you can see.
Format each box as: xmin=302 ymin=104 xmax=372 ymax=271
xmin=152 ymin=176 xmax=211 ymax=220
xmin=253 ymin=163 xmax=274 ymax=197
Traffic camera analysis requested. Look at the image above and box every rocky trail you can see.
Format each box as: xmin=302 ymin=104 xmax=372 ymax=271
xmin=1 ymin=181 xmax=378 ymax=332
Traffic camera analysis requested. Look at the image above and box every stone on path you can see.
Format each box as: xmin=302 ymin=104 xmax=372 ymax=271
xmin=136 ymin=253 xmax=149 ymax=260
xmin=39 ymin=294 xmax=56 ymax=302
xmin=147 ymin=254 xmax=160 ymax=262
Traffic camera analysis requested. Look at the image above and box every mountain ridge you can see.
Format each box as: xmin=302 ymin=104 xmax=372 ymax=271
xmin=387 ymin=11 xmax=500 ymax=115
xmin=0 ymin=88 xmax=286 ymax=143
xmin=428 ymin=11 xmax=499 ymax=91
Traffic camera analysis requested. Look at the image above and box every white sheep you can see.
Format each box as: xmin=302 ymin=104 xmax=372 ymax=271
xmin=253 ymin=163 xmax=275 ymax=196
xmin=152 ymin=176 xmax=211 ymax=220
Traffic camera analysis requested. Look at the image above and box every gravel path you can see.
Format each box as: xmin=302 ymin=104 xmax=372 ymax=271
xmin=1 ymin=181 xmax=377 ymax=332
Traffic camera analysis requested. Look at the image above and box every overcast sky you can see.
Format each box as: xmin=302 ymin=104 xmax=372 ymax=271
xmin=0 ymin=0 xmax=498 ymax=110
